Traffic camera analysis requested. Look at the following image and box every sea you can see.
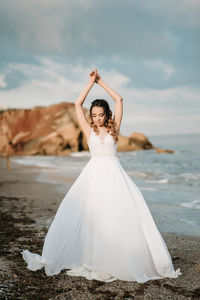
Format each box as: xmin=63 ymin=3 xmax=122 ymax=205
xmin=12 ymin=133 xmax=200 ymax=237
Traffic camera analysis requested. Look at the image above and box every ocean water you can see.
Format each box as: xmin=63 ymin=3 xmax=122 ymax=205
xmin=12 ymin=133 xmax=200 ymax=237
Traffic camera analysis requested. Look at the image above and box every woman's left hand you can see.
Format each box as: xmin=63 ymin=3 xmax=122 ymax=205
xmin=89 ymin=69 xmax=97 ymax=85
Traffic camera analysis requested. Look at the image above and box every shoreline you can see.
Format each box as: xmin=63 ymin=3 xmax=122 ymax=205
xmin=2 ymin=155 xmax=200 ymax=237
xmin=0 ymin=157 xmax=200 ymax=299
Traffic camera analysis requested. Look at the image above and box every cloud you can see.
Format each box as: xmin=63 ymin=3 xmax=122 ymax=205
xmin=141 ymin=0 xmax=200 ymax=28
xmin=0 ymin=58 xmax=131 ymax=108
xmin=1 ymin=0 xmax=199 ymax=90
xmin=0 ymin=74 xmax=7 ymax=88
xmin=0 ymin=0 xmax=95 ymax=54
xmin=0 ymin=1 xmax=199 ymax=135
xmin=143 ymin=60 xmax=175 ymax=81
xmin=0 ymin=1 xmax=198 ymax=57
xmin=0 ymin=58 xmax=199 ymax=135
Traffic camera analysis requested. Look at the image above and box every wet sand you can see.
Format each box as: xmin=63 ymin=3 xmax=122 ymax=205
xmin=0 ymin=157 xmax=200 ymax=299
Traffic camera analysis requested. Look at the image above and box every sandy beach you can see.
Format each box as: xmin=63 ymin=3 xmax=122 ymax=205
xmin=0 ymin=157 xmax=200 ymax=300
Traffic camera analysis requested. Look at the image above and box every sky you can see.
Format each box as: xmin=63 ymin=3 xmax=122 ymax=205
xmin=0 ymin=0 xmax=199 ymax=136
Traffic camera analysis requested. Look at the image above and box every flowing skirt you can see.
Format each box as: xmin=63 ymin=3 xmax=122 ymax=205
xmin=22 ymin=156 xmax=181 ymax=282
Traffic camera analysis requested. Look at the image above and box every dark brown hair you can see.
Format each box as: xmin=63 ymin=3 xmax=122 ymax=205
xmin=89 ymin=99 xmax=118 ymax=143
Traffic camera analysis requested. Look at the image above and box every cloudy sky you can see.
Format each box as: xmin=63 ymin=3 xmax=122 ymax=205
xmin=0 ymin=0 xmax=199 ymax=136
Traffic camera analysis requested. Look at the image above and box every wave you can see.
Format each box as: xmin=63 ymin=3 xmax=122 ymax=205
xmin=139 ymin=187 xmax=158 ymax=191
xmin=12 ymin=157 xmax=56 ymax=169
xmin=181 ymin=200 xmax=200 ymax=210
xmin=70 ymin=151 xmax=91 ymax=157
xmin=127 ymin=171 xmax=156 ymax=179
xmin=178 ymin=173 xmax=200 ymax=182
xmin=146 ymin=179 xmax=168 ymax=184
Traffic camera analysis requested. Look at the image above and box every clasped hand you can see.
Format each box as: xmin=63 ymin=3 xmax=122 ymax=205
xmin=89 ymin=68 xmax=101 ymax=85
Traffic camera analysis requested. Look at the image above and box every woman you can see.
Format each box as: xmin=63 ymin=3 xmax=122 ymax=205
xmin=22 ymin=69 xmax=181 ymax=283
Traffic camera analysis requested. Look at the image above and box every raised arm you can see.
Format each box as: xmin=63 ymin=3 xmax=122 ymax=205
xmin=95 ymin=69 xmax=123 ymax=133
xmin=75 ymin=69 xmax=97 ymax=140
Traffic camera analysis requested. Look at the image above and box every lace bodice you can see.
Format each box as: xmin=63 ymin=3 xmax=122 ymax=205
xmin=88 ymin=127 xmax=117 ymax=157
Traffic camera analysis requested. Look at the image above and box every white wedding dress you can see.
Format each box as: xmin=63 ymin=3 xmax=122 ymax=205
xmin=22 ymin=127 xmax=181 ymax=283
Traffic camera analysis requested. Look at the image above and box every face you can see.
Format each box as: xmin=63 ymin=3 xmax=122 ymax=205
xmin=91 ymin=106 xmax=106 ymax=127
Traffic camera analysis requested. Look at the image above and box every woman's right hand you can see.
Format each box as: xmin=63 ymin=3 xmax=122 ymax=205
xmin=95 ymin=69 xmax=102 ymax=84
xmin=89 ymin=69 xmax=97 ymax=86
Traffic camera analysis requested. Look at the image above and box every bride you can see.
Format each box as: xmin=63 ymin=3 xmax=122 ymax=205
xmin=22 ymin=68 xmax=181 ymax=283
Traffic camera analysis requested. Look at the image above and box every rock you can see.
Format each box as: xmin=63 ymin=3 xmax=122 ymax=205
xmin=117 ymin=134 xmax=144 ymax=151
xmin=117 ymin=132 xmax=154 ymax=152
xmin=0 ymin=102 xmax=172 ymax=155
xmin=155 ymin=147 xmax=174 ymax=154
xmin=0 ymin=102 xmax=81 ymax=156
xmin=129 ymin=132 xmax=153 ymax=149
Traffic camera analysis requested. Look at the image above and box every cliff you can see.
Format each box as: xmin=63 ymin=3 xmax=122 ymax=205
xmin=0 ymin=102 xmax=173 ymax=156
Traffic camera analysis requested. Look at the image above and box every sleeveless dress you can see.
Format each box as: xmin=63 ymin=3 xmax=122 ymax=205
xmin=21 ymin=127 xmax=181 ymax=282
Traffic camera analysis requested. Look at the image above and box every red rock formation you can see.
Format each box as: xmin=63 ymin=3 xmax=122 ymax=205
xmin=0 ymin=102 xmax=82 ymax=156
xmin=0 ymin=102 xmax=173 ymax=156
